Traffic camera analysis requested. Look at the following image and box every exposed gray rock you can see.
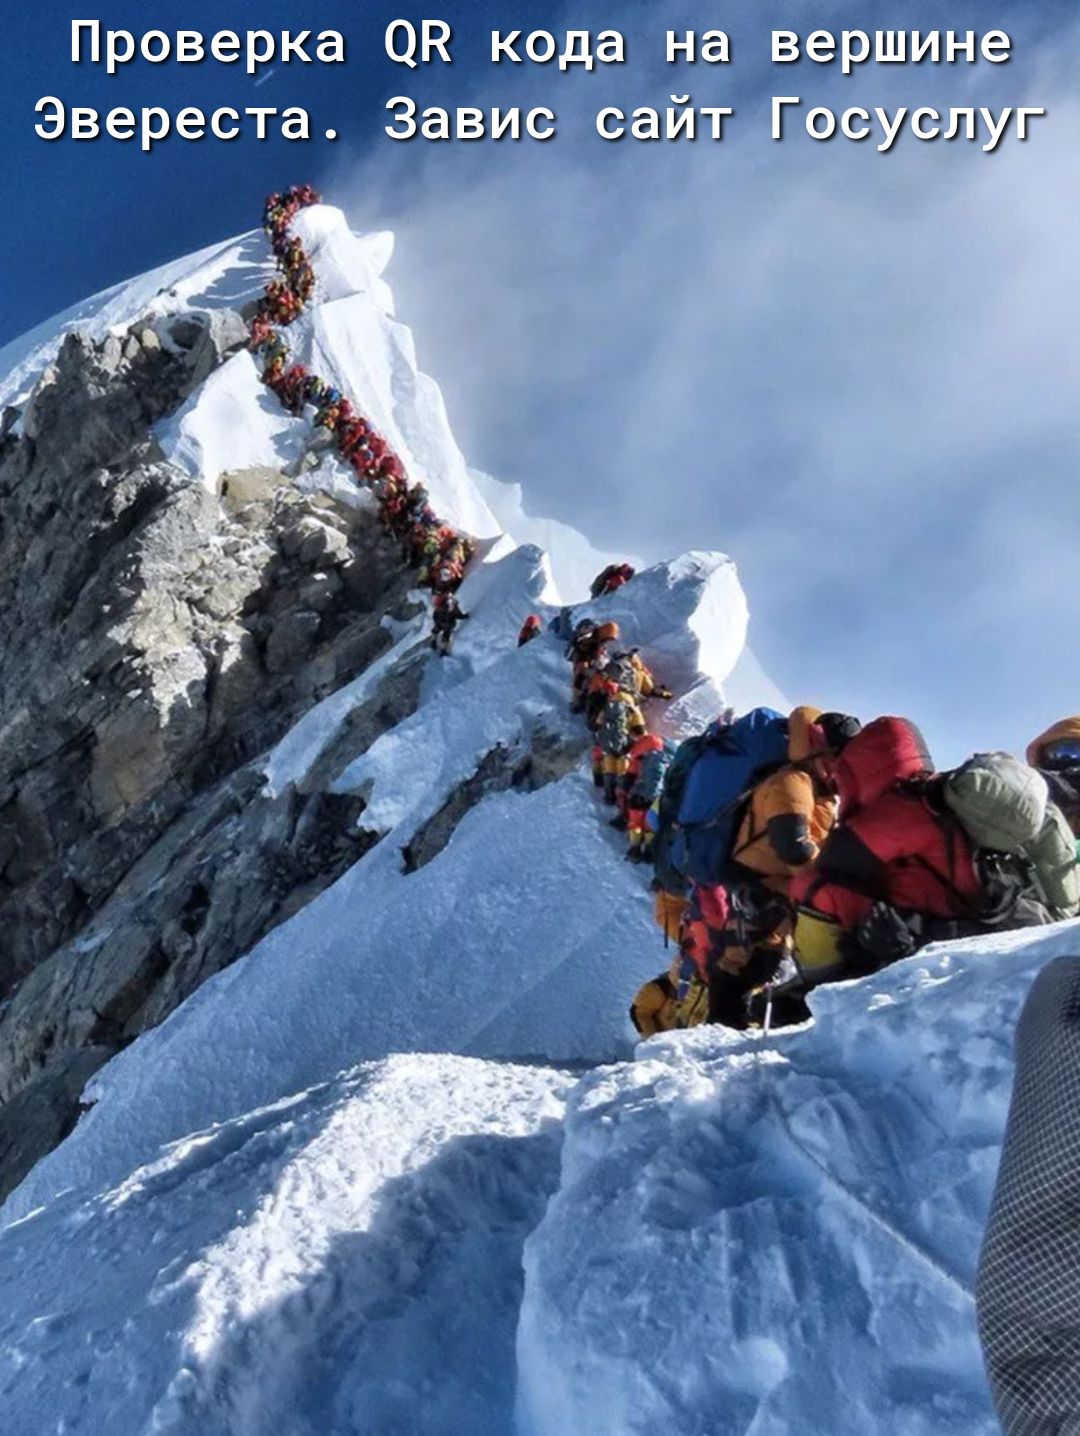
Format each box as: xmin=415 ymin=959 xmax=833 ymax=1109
xmin=402 ymin=728 xmax=586 ymax=873
xmin=0 ymin=768 xmax=379 ymax=1107
xmin=0 ymin=1046 xmax=113 ymax=1203
xmin=266 ymin=610 xmax=322 ymax=673
xmin=0 ymin=305 xmax=426 ymax=1195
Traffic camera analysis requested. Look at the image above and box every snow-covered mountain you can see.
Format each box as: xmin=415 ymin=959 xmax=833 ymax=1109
xmin=0 ymin=201 xmax=1067 ymax=1434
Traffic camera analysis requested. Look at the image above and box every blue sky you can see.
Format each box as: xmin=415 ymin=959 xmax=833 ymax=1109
xmin=1 ymin=1 xmax=1077 ymax=764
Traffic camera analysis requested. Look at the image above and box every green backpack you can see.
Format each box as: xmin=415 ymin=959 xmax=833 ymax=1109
xmin=1025 ymin=805 xmax=1080 ymax=915
xmin=942 ymin=753 xmax=1080 ymax=917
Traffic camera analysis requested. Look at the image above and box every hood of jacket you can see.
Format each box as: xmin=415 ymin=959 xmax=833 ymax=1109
xmin=1028 ymin=716 xmax=1080 ymax=768
xmin=834 ymin=716 xmax=934 ymax=813
xmin=788 ymin=706 xmax=825 ymax=764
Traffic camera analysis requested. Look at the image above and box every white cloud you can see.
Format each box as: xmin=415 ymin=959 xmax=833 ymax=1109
xmin=324 ymin=7 xmax=1080 ymax=762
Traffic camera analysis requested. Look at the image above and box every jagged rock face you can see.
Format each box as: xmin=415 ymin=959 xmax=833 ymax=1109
xmin=0 ymin=308 xmax=430 ymax=1194
xmin=0 ymin=314 xmax=412 ymax=987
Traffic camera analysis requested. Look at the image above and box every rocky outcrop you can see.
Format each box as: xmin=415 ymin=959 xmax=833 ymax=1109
xmin=402 ymin=729 xmax=586 ymax=873
xmin=0 ymin=309 xmax=434 ymax=1192
xmin=0 ymin=313 xmax=415 ymax=985
xmin=0 ymin=1047 xmax=112 ymax=1203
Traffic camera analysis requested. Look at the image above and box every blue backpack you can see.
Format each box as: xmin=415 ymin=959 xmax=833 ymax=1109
xmin=671 ymin=708 xmax=790 ymax=887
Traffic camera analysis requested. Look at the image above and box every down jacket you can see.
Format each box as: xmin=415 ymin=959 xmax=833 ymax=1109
xmin=792 ymin=716 xmax=982 ymax=931
xmin=730 ymin=706 xmax=838 ymax=894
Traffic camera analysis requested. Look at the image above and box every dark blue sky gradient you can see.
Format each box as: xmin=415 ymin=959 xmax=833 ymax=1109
xmin=3 ymin=0 xmax=1066 ymax=343
xmin=0 ymin=0 xmax=517 ymax=341
xmin=1 ymin=2 xmax=1076 ymax=762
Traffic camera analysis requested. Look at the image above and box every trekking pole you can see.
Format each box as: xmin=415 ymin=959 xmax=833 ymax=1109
xmin=763 ymin=984 xmax=774 ymax=1037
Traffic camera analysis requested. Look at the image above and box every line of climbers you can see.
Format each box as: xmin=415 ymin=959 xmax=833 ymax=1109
xmin=251 ymin=185 xmax=475 ymax=654
xmin=255 ymin=185 xmax=1080 ymax=1041
xmin=557 ymin=613 xmax=1080 ymax=1037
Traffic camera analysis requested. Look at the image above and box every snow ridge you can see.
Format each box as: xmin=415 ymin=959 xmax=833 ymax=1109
xmin=0 ymin=191 xmax=1056 ymax=1436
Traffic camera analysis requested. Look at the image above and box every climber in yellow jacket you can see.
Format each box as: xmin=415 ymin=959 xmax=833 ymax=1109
xmin=595 ymin=683 xmax=647 ymax=804
xmin=626 ymin=650 xmax=673 ymax=701
xmin=630 ymin=954 xmax=708 ymax=1037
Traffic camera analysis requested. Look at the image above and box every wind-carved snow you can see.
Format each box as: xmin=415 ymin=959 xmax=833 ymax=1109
xmin=157 ymin=351 xmax=309 ymax=490
xmin=0 ymin=1055 xmax=567 ymax=1436
xmin=158 ymin=206 xmax=503 ymax=542
xmin=516 ymin=922 xmax=1080 ymax=1436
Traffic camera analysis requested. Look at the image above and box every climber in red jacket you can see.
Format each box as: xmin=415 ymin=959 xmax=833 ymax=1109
xmin=518 ymin=615 xmax=543 ymax=647
xmin=792 ymin=716 xmax=982 ymax=983
xmin=590 ymin=563 xmax=636 ymax=599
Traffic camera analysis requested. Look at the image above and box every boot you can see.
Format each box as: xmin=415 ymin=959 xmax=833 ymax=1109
xmin=707 ymin=969 xmax=750 ymax=1030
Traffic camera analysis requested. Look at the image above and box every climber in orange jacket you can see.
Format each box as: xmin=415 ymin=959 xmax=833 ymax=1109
xmin=614 ymin=734 xmax=675 ymax=862
xmin=729 ymin=708 xmax=861 ymax=895
xmin=568 ymin=621 xmax=619 ymax=712
xmin=708 ymin=707 xmax=861 ymax=1028
xmin=1028 ymin=718 xmax=1080 ymax=836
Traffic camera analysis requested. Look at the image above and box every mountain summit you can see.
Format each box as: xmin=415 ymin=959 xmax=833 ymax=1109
xmin=0 ymin=197 xmax=1063 ymax=1435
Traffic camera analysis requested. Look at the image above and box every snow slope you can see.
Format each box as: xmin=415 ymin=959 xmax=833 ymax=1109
xmin=517 ymin=922 xmax=1080 ymax=1436
xmin=0 ymin=1054 xmax=567 ymax=1436
xmin=0 ymin=923 xmax=1071 ymax=1433
xmin=5 ymin=541 xmax=752 ymax=1218
xmin=1 ymin=199 xmax=776 ymax=1222
xmin=0 ymin=229 xmax=273 ymax=410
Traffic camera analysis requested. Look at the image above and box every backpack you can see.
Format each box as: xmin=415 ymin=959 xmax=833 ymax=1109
xmin=671 ymin=709 xmax=790 ymax=887
xmin=652 ymin=731 xmax=716 ymax=896
xmin=598 ymin=697 xmax=633 ymax=757
xmin=942 ymin=753 xmax=1047 ymax=853
xmin=1025 ymin=805 xmax=1080 ymax=914
xmin=941 ymin=753 xmax=1080 ymax=919
xmin=632 ymin=740 xmax=677 ymax=808
xmin=604 ymin=651 xmax=639 ymax=692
